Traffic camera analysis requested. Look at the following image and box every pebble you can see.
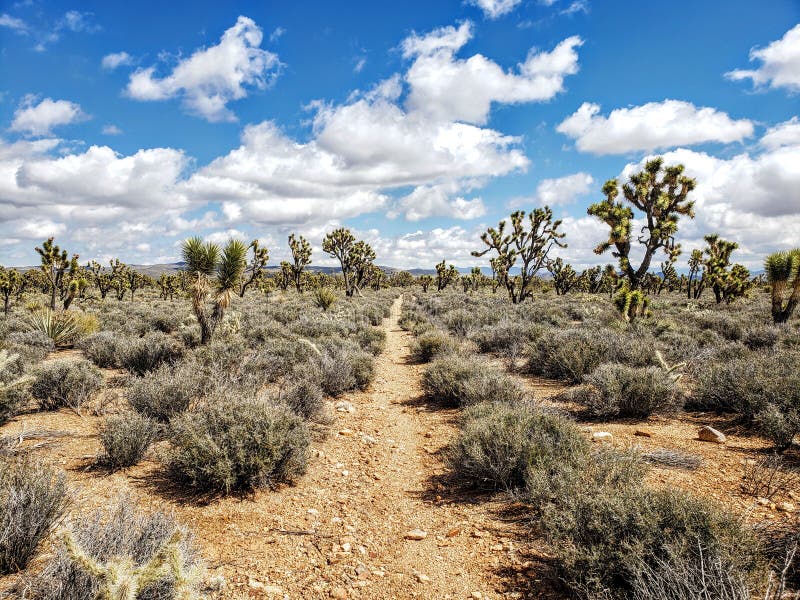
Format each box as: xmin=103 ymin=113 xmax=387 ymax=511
xmin=471 ymin=593 xmax=483 ymax=599
xmin=779 ymin=502 xmax=796 ymax=513
xmin=335 ymin=401 xmax=355 ymax=413
xmin=415 ymin=572 xmax=430 ymax=583
xmin=634 ymin=430 xmax=652 ymax=438
xmin=592 ymin=431 xmax=613 ymax=442
xmin=405 ymin=529 xmax=428 ymax=540
xmin=698 ymin=426 xmax=726 ymax=444
xmin=338 ymin=429 xmax=355 ymax=436
xmin=330 ymin=587 xmax=348 ymax=599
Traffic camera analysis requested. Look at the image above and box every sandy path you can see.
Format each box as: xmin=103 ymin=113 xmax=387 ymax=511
xmin=196 ymin=294 xmax=522 ymax=599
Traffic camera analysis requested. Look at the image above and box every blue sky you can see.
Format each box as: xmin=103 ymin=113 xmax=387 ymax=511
xmin=1 ymin=0 xmax=799 ymax=269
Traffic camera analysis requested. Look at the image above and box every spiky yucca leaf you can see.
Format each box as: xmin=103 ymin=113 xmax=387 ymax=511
xmin=765 ymin=251 xmax=798 ymax=284
xmin=216 ymin=240 xmax=247 ymax=292
xmin=181 ymin=237 xmax=219 ymax=276
xmin=25 ymin=309 xmax=80 ymax=347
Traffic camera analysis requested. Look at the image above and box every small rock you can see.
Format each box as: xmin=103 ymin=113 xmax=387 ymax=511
xmin=592 ymin=431 xmax=613 ymax=442
xmin=335 ymin=401 xmax=355 ymax=413
xmin=778 ymin=502 xmax=796 ymax=513
xmin=341 ymin=542 xmax=352 ymax=553
xmin=338 ymin=429 xmax=354 ymax=436
xmin=698 ymin=426 xmax=726 ymax=444
xmin=415 ymin=572 xmax=430 ymax=583
xmin=405 ymin=529 xmax=427 ymax=540
xmin=445 ymin=527 xmax=461 ymax=538
xmin=330 ymin=587 xmax=348 ymax=599
xmin=361 ymin=434 xmax=377 ymax=444
xmin=471 ymin=592 xmax=483 ymax=599
xmin=248 ymin=578 xmax=265 ymax=590
xmin=634 ymin=430 xmax=652 ymax=438
xmin=308 ymin=508 xmax=319 ymax=515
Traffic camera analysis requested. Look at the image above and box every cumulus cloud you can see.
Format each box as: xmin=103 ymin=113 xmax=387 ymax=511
xmin=125 ymin=16 xmax=281 ymax=122
xmin=0 ymin=13 xmax=28 ymax=33
xmin=403 ymin=22 xmax=582 ymax=124
xmin=726 ymin=24 xmax=800 ymax=92
xmin=557 ymin=100 xmax=754 ymax=154
xmin=760 ymin=116 xmax=800 ymax=149
xmin=467 ymin=0 xmax=522 ymax=19
xmin=9 ymin=96 xmax=85 ymax=137
xmin=531 ymin=172 xmax=593 ymax=206
xmin=102 ymin=124 xmax=123 ymax=135
xmin=391 ymin=184 xmax=486 ymax=221
xmin=102 ymin=51 xmax=133 ymax=70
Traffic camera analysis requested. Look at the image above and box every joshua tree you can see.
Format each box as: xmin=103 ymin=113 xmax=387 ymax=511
xmin=288 ymin=234 xmax=312 ymax=293
xmin=124 ymin=267 xmax=147 ymax=301
xmin=614 ymin=286 xmax=650 ymax=323
xmin=0 ymin=268 xmax=23 ymax=314
xmin=657 ymin=260 xmax=679 ymax=294
xmin=277 ymin=261 xmax=293 ymax=291
xmin=390 ymin=271 xmax=415 ymax=288
xmin=35 ymin=237 xmax=79 ymax=310
xmin=239 ymin=239 xmax=269 ymax=297
xmin=765 ymin=249 xmax=800 ymax=324
xmin=548 ymin=258 xmax=579 ymax=295
xmin=687 ymin=249 xmax=704 ymax=299
xmin=473 ymin=207 xmax=566 ymax=303
xmin=700 ymin=234 xmax=751 ymax=304
xmin=181 ymin=237 xmax=247 ymax=345
xmin=322 ymin=228 xmax=376 ymax=297
xmin=588 ymin=158 xmax=695 ymax=290
xmin=419 ymin=274 xmax=433 ymax=292
xmin=158 ymin=273 xmax=180 ymax=300
xmin=435 ymin=260 xmax=459 ymax=291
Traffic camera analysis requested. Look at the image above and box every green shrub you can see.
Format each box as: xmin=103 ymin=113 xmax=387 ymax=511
xmin=167 ymin=398 xmax=309 ymax=493
xmin=25 ymin=309 xmax=81 ymax=347
xmin=77 ymin=331 xmax=121 ymax=368
xmin=5 ymin=330 xmax=54 ymax=363
xmin=539 ymin=469 xmax=762 ymax=598
xmin=282 ymin=376 xmax=324 ymax=420
xmin=569 ymin=363 xmax=682 ymax=419
xmin=312 ymin=287 xmax=337 ymax=311
xmin=447 ymin=401 xmax=588 ymax=490
xmin=743 ymin=325 xmax=781 ymax=350
xmin=411 ymin=330 xmax=455 ymax=362
xmin=755 ymin=403 xmax=800 ymax=452
xmin=99 ymin=411 xmax=158 ymax=470
xmin=422 ymin=353 xmax=526 ymax=407
xmin=0 ymin=455 xmax=68 ymax=574
xmin=22 ymin=497 xmax=202 ymax=600
xmin=30 ymin=359 xmax=102 ymax=411
xmin=119 ymin=332 xmax=183 ymax=376
xmin=127 ymin=363 xmax=202 ymax=422
xmin=526 ymin=328 xmax=611 ymax=383
xmin=311 ymin=345 xmax=375 ymax=396
xmin=357 ymin=327 xmax=386 ymax=356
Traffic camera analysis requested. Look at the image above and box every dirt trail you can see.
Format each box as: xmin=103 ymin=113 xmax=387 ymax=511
xmin=166 ymin=294 xmax=522 ymax=599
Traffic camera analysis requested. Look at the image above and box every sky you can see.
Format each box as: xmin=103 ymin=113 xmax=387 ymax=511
xmin=0 ymin=0 xmax=799 ymax=270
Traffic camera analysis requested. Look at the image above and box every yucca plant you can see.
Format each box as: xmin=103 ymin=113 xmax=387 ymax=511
xmin=312 ymin=287 xmax=336 ymax=311
xmin=25 ymin=308 xmax=80 ymax=347
xmin=181 ymin=237 xmax=246 ymax=345
xmin=613 ymin=287 xmax=650 ymax=323
xmin=765 ymin=249 xmax=800 ymax=324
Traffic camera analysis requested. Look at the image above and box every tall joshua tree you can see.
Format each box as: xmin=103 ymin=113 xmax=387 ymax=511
xmin=239 ymin=239 xmax=269 ymax=297
xmin=181 ymin=237 xmax=246 ymax=345
xmin=322 ymin=228 xmax=376 ymax=297
xmin=588 ymin=158 xmax=695 ymax=290
xmin=765 ymin=248 xmax=800 ymax=324
xmin=473 ymin=207 xmax=566 ymax=304
xmin=0 ymin=268 xmax=22 ymax=314
xmin=435 ymin=260 xmax=459 ymax=291
xmin=288 ymin=234 xmax=312 ymax=294
xmin=35 ymin=237 xmax=79 ymax=311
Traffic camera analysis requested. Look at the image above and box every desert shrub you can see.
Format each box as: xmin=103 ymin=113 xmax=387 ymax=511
xmin=357 ymin=327 xmax=386 ymax=356
xmin=448 ymin=401 xmax=588 ymax=490
xmin=167 ymin=397 xmax=309 ymax=493
xmin=22 ymin=498 xmax=202 ymax=600
xmin=348 ymin=349 xmax=375 ymax=391
xmin=25 ymin=309 xmax=81 ymax=347
xmin=694 ymin=312 xmax=744 ymax=341
xmin=743 ymin=326 xmax=781 ymax=350
xmin=398 ymin=310 xmax=431 ymax=334
xmin=310 ymin=345 xmax=375 ymax=396
xmin=119 ymin=332 xmax=183 ymax=376
xmin=0 ymin=455 xmax=68 ymax=574
xmin=526 ymin=328 xmax=611 ymax=383
xmin=30 ymin=359 xmax=102 ymax=411
xmin=147 ymin=310 xmax=182 ymax=334
xmin=470 ymin=321 xmax=541 ymax=355
xmin=281 ymin=376 xmax=325 ymax=420
xmin=5 ymin=330 xmax=54 ymax=363
xmin=569 ymin=363 xmax=682 ymax=419
xmin=127 ymin=362 xmax=203 ymax=422
xmin=443 ymin=309 xmax=477 ymax=337
xmin=99 ymin=411 xmax=159 ymax=470
xmin=312 ymin=287 xmax=337 ymax=311
xmin=77 ymin=331 xmax=121 ymax=368
xmin=411 ymin=330 xmax=455 ymax=362
xmin=691 ymin=351 xmax=800 ymax=449
xmin=422 ymin=353 xmax=527 ymax=407
xmin=540 ymin=474 xmax=762 ymax=598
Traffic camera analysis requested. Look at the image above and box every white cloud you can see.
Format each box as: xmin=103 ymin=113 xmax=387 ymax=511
xmin=102 ymin=51 xmax=133 ymax=70
xmin=0 ymin=13 xmax=27 ymax=32
xmin=269 ymin=27 xmax=285 ymax=43
xmin=404 ymin=22 xmax=582 ymax=124
xmin=9 ymin=96 xmax=85 ymax=137
xmin=392 ymin=184 xmax=486 ymax=221
xmin=58 ymin=11 xmax=99 ymax=33
xmin=467 ymin=0 xmax=522 ymax=19
xmin=560 ymin=0 xmax=589 ymax=15
xmin=102 ymin=124 xmax=123 ymax=135
xmin=760 ymin=116 xmax=800 ymax=149
xmin=530 ymin=172 xmax=593 ymax=206
xmin=125 ymin=16 xmax=281 ymax=122
xmin=557 ymin=100 xmax=754 ymax=154
xmin=354 ymin=57 xmax=367 ymax=73
xmin=726 ymin=24 xmax=800 ymax=92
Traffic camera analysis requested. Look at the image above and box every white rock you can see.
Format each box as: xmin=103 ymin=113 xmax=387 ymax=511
xmin=404 ymin=529 xmax=427 ymax=540
xmin=592 ymin=431 xmax=613 ymax=442
xmin=698 ymin=426 xmax=726 ymax=444
xmin=335 ymin=401 xmax=355 ymax=413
